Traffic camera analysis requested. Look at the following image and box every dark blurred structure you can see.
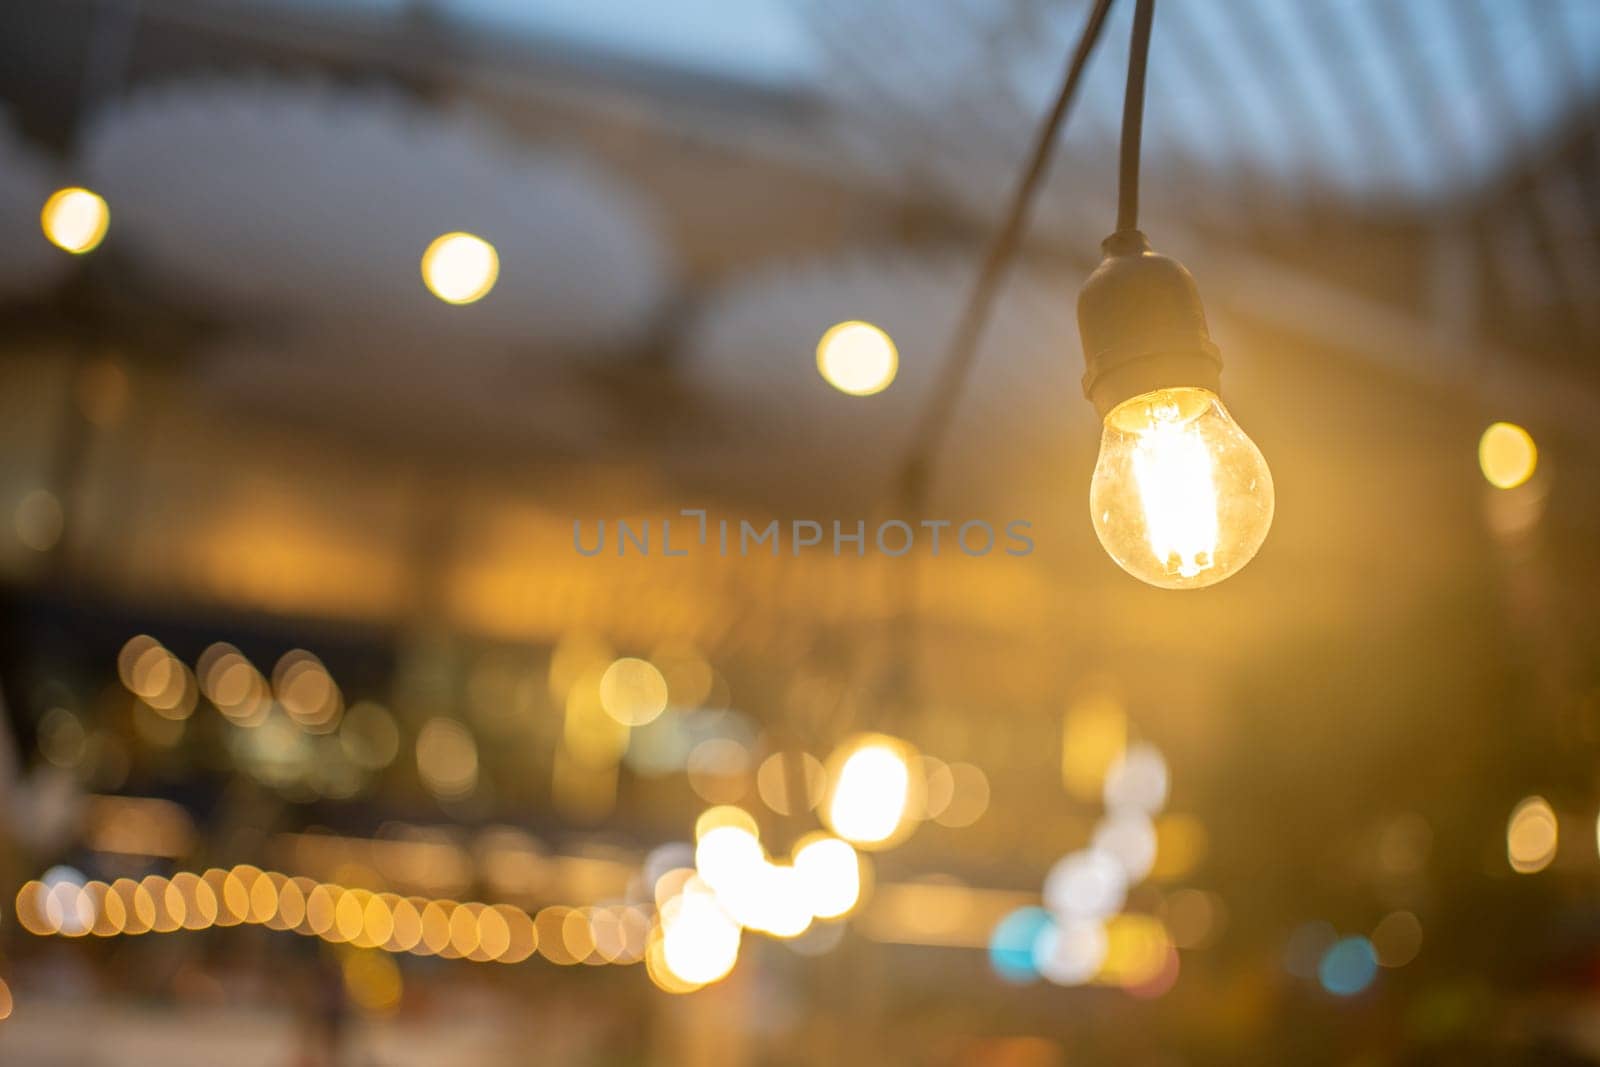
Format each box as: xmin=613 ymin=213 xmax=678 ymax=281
xmin=0 ymin=1 xmax=1598 ymax=1064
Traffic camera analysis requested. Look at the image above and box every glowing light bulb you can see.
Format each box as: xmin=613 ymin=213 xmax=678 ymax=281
xmin=1089 ymin=386 xmax=1273 ymax=589
xmin=421 ymin=232 xmax=499 ymax=304
xmin=41 ymin=187 xmax=110 ymax=254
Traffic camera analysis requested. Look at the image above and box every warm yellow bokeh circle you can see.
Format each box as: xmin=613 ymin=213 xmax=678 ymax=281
xmin=816 ymin=320 xmax=898 ymax=396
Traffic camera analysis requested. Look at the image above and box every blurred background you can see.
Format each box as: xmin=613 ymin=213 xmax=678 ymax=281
xmin=0 ymin=0 xmax=1598 ymax=1063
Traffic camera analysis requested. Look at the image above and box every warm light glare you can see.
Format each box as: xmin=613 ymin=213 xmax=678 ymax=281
xmin=826 ymin=737 xmax=913 ymax=847
xmin=41 ymin=187 xmax=109 ymax=253
xmin=421 ymin=232 xmax=499 ymax=304
xmin=793 ymin=835 xmax=862 ymax=919
xmin=694 ymin=824 xmax=764 ymax=896
xmin=816 ymin=320 xmax=898 ymax=396
xmin=1478 ymin=422 xmax=1537 ymax=489
xmin=660 ymin=885 xmax=741 ymax=986
xmin=1091 ymin=387 xmax=1273 ymax=589
xmin=720 ymin=862 xmax=813 ymax=939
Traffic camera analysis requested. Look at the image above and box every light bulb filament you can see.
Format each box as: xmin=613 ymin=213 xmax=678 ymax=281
xmin=1129 ymin=405 xmax=1218 ymax=580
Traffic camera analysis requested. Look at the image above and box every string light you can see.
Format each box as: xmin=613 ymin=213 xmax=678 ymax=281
xmin=1077 ymin=0 xmax=1272 ymax=589
xmin=10 ymin=865 xmax=601 ymax=969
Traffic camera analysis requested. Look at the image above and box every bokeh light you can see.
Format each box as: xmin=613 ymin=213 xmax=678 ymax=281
xmin=340 ymin=701 xmax=401 ymax=769
xmin=1478 ymin=422 xmax=1537 ymax=489
xmin=815 ymin=320 xmax=898 ymax=396
xmin=1043 ymin=849 xmax=1127 ymax=920
xmin=343 ymin=950 xmax=402 ymax=1015
xmin=598 ymin=657 xmax=670 ymax=726
xmin=1319 ymin=936 xmax=1378 ymax=996
xmin=1032 ymin=916 xmax=1107 ymax=986
xmin=198 ymin=643 xmax=271 ymax=727
xmin=1150 ymin=814 xmax=1209 ymax=881
xmin=660 ymin=883 xmax=741 ymax=985
xmin=416 ymin=717 xmax=479 ymax=799
xmin=792 ymin=834 xmax=862 ymax=919
xmin=1164 ymin=888 xmax=1225 ymax=949
xmin=1096 ymin=914 xmax=1171 ymax=989
xmin=825 ymin=734 xmax=918 ymax=848
xmin=1371 ymin=910 xmax=1422 ymax=968
xmin=726 ymin=862 xmax=812 ymax=939
xmin=274 ymin=651 xmax=343 ymax=733
xmin=1093 ymin=810 xmax=1158 ymax=882
xmin=1104 ymin=742 xmax=1168 ymax=814
xmin=756 ymin=751 xmax=824 ymax=815
xmin=1061 ymin=693 xmax=1126 ymax=801
xmin=13 ymin=489 xmax=64 ymax=551
xmin=646 ymin=925 xmax=703 ymax=994
xmin=41 ymin=186 xmax=110 ymax=253
xmin=650 ymin=643 xmax=714 ymax=709
xmin=989 ymin=906 xmax=1052 ymax=984
xmin=694 ymin=823 xmax=763 ymax=896
xmin=1506 ymin=795 xmax=1558 ymax=873
xmin=934 ymin=761 xmax=990 ymax=828
xmin=686 ymin=737 xmax=752 ymax=804
xmin=421 ymin=231 xmax=499 ymax=304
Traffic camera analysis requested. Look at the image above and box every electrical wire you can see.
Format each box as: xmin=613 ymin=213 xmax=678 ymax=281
xmin=839 ymin=0 xmax=1116 ymax=744
xmin=895 ymin=0 xmax=1117 ymax=507
xmin=1117 ymin=0 xmax=1156 ymax=234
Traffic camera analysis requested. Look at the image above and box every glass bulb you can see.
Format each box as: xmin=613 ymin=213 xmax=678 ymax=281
xmin=1089 ymin=387 xmax=1273 ymax=589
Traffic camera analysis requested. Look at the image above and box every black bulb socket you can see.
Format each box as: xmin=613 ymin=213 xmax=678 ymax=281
xmin=1077 ymin=230 xmax=1222 ymax=420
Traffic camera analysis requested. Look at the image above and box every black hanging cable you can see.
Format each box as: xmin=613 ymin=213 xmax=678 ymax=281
xmin=1117 ymin=0 xmax=1156 ymax=234
xmin=850 ymin=0 xmax=1116 ymax=743
xmin=894 ymin=0 xmax=1117 ymax=506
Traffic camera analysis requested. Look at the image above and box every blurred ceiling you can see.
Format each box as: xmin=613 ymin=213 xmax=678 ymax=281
xmin=0 ymin=0 xmax=1596 ymax=678
xmin=82 ymin=78 xmax=669 ymax=351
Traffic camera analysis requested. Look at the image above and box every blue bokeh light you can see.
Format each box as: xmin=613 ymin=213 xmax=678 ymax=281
xmin=989 ymin=907 xmax=1053 ymax=985
xmin=1318 ymin=936 xmax=1378 ymax=997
